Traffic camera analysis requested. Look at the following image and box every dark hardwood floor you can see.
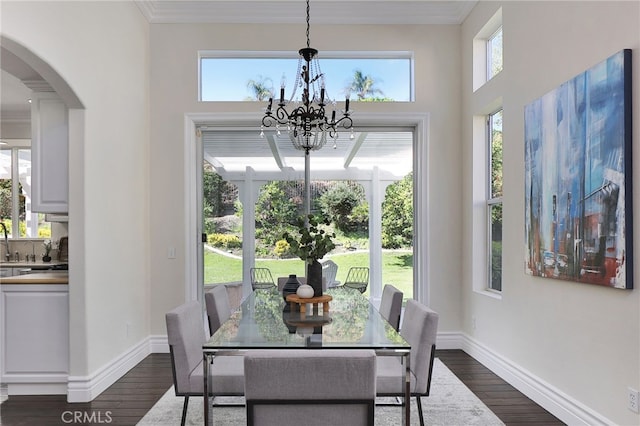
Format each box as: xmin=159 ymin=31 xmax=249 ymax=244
xmin=0 ymin=350 xmax=563 ymax=425
xmin=437 ymin=350 xmax=564 ymax=426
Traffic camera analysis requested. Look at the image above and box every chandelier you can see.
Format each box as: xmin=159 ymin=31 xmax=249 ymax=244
xmin=260 ymin=0 xmax=354 ymax=152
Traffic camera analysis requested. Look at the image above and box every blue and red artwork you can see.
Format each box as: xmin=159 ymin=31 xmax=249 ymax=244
xmin=524 ymin=49 xmax=632 ymax=289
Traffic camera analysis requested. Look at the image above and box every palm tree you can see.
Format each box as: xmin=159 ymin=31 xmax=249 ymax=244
xmin=246 ymin=76 xmax=274 ymax=101
xmin=347 ymin=70 xmax=384 ymax=100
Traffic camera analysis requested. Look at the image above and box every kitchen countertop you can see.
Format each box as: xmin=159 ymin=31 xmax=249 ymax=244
xmin=0 ymin=272 xmax=69 ymax=284
xmin=1 ymin=261 xmax=67 ymax=269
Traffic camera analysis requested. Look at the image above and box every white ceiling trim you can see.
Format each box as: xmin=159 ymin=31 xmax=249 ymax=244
xmin=135 ymin=1 xmax=477 ymax=25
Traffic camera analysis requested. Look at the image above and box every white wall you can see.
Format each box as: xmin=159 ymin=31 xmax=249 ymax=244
xmin=1 ymin=0 xmax=150 ymax=390
xmin=148 ymin=22 xmax=464 ymax=334
xmin=462 ymin=2 xmax=640 ymax=424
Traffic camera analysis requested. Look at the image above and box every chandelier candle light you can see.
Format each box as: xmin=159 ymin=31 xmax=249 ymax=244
xmin=260 ymin=0 xmax=354 ymax=215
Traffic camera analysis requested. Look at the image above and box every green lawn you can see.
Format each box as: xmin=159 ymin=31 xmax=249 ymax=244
xmin=204 ymin=250 xmax=413 ymax=299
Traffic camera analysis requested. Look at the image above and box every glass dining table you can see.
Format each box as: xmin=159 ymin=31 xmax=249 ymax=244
xmin=202 ymin=286 xmax=411 ymax=425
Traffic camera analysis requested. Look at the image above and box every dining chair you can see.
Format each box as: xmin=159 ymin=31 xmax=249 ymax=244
xmin=343 ymin=266 xmax=370 ymax=293
xmin=375 ymin=299 xmax=439 ymax=426
xmin=321 ymin=259 xmax=340 ymax=287
xmin=250 ymin=267 xmax=276 ymax=290
xmin=379 ymin=284 xmax=403 ymax=331
xmin=204 ymin=285 xmax=232 ymax=337
xmin=166 ymin=301 xmax=244 ymax=426
xmin=244 ymin=349 xmax=376 ymax=426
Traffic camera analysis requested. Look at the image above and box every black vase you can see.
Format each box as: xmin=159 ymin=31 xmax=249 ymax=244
xmin=282 ymin=274 xmax=300 ymax=302
xmin=42 ymin=255 xmax=52 ymax=263
xmin=307 ymin=260 xmax=323 ymax=297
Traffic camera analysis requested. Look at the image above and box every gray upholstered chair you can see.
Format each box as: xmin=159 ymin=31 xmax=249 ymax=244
xmin=250 ymin=267 xmax=276 ymax=290
xmin=205 ymin=285 xmax=232 ymax=337
xmin=379 ymin=284 xmax=403 ymax=331
xmin=343 ymin=266 xmax=370 ymax=293
xmin=376 ymin=299 xmax=439 ymax=426
xmin=165 ymin=301 xmax=244 ymax=426
xmin=321 ymin=259 xmax=340 ymax=287
xmin=244 ymin=350 xmax=376 ymax=426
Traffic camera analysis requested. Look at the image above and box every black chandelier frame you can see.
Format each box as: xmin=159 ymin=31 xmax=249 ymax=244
xmin=260 ymin=0 xmax=354 ymax=153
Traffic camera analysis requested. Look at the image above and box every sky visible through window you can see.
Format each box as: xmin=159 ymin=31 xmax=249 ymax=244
xmin=201 ymin=57 xmax=411 ymax=102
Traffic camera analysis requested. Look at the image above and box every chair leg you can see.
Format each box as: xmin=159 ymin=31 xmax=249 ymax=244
xmin=181 ymin=396 xmax=189 ymax=426
xmin=416 ymin=396 xmax=425 ymax=426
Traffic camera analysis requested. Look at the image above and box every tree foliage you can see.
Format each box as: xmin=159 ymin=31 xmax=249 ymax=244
xmin=246 ymin=75 xmax=274 ymax=101
xmin=382 ymin=173 xmax=413 ymax=248
xmin=0 ymin=179 xmax=11 ymax=219
xmin=319 ymin=181 xmax=367 ymax=232
xmin=346 ymin=69 xmax=384 ymax=100
xmin=255 ymin=181 xmax=299 ymax=246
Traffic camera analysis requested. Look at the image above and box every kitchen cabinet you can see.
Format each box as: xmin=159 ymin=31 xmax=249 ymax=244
xmin=31 ymin=92 xmax=68 ymax=213
xmin=0 ymin=283 xmax=69 ymax=395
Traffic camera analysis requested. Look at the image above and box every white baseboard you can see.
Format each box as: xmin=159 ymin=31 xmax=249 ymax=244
xmin=8 ymin=382 xmax=67 ymax=395
xmin=435 ymin=331 xmax=463 ymax=350
xmin=149 ymin=334 xmax=169 ymax=353
xmin=459 ymin=333 xmax=612 ymax=426
xmin=67 ymin=338 xmax=151 ymax=402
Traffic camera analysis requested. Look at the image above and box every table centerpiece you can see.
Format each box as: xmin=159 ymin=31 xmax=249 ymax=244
xmin=283 ymin=215 xmax=335 ymax=297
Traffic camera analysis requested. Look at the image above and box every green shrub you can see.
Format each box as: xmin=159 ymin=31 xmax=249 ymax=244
xmin=319 ymin=181 xmax=366 ymax=232
xmin=207 ymin=233 xmax=242 ymax=249
xmin=382 ymin=173 xmax=413 ymax=248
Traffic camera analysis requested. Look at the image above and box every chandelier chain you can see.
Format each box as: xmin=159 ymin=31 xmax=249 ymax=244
xmin=306 ymin=0 xmax=310 ymax=49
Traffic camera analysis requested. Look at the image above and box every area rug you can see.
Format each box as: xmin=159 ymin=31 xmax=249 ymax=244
xmin=137 ymin=358 xmax=504 ymax=425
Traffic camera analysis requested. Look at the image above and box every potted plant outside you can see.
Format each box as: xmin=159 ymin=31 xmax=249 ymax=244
xmin=283 ymin=215 xmax=336 ymax=297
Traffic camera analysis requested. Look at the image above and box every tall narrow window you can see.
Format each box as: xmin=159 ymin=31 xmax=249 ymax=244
xmin=487 ymin=27 xmax=503 ymax=80
xmin=488 ymin=110 xmax=503 ymax=291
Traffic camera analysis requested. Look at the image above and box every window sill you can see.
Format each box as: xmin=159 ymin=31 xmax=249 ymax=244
xmin=473 ymin=288 xmax=502 ymax=300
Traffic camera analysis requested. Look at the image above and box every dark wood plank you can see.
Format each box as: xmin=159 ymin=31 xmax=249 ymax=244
xmin=0 ymin=350 xmax=563 ymax=425
xmin=437 ymin=349 xmax=565 ymax=425
xmin=0 ymin=353 xmax=173 ymax=426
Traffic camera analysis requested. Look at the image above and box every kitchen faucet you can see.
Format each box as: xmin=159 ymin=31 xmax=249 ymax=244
xmin=1 ymin=222 xmax=9 ymax=262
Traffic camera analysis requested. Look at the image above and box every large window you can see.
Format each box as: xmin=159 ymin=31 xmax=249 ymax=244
xmin=200 ymin=52 xmax=413 ymax=102
xmin=0 ymin=145 xmax=49 ymax=238
xmin=487 ymin=110 xmax=503 ymax=291
xmin=200 ymin=128 xmax=414 ymax=301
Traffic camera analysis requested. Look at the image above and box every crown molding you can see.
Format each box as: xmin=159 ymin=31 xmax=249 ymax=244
xmin=135 ymin=1 xmax=476 ymax=25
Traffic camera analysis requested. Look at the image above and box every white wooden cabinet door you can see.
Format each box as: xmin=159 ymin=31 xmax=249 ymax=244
xmin=0 ymin=284 xmax=69 ymax=395
xmin=31 ymin=92 xmax=68 ymax=213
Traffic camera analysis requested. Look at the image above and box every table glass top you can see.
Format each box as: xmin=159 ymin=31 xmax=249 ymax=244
xmin=204 ymin=287 xmax=409 ymax=351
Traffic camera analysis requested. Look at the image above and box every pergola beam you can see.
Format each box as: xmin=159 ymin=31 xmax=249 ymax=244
xmin=266 ymin=133 xmax=286 ymax=169
xmin=343 ymin=132 xmax=368 ymax=168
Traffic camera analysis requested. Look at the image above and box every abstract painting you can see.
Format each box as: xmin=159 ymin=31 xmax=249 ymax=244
xmin=524 ymin=49 xmax=632 ymax=289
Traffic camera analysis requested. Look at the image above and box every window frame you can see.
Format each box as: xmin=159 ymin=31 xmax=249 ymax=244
xmin=198 ymin=50 xmax=415 ymax=103
xmin=486 ymin=109 xmax=503 ymax=292
xmin=0 ymin=144 xmax=47 ymax=239
xmin=472 ymin=8 xmax=502 ymax=91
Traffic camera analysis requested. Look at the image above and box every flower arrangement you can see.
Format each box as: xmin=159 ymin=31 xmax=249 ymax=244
xmin=282 ymin=215 xmax=336 ymax=264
